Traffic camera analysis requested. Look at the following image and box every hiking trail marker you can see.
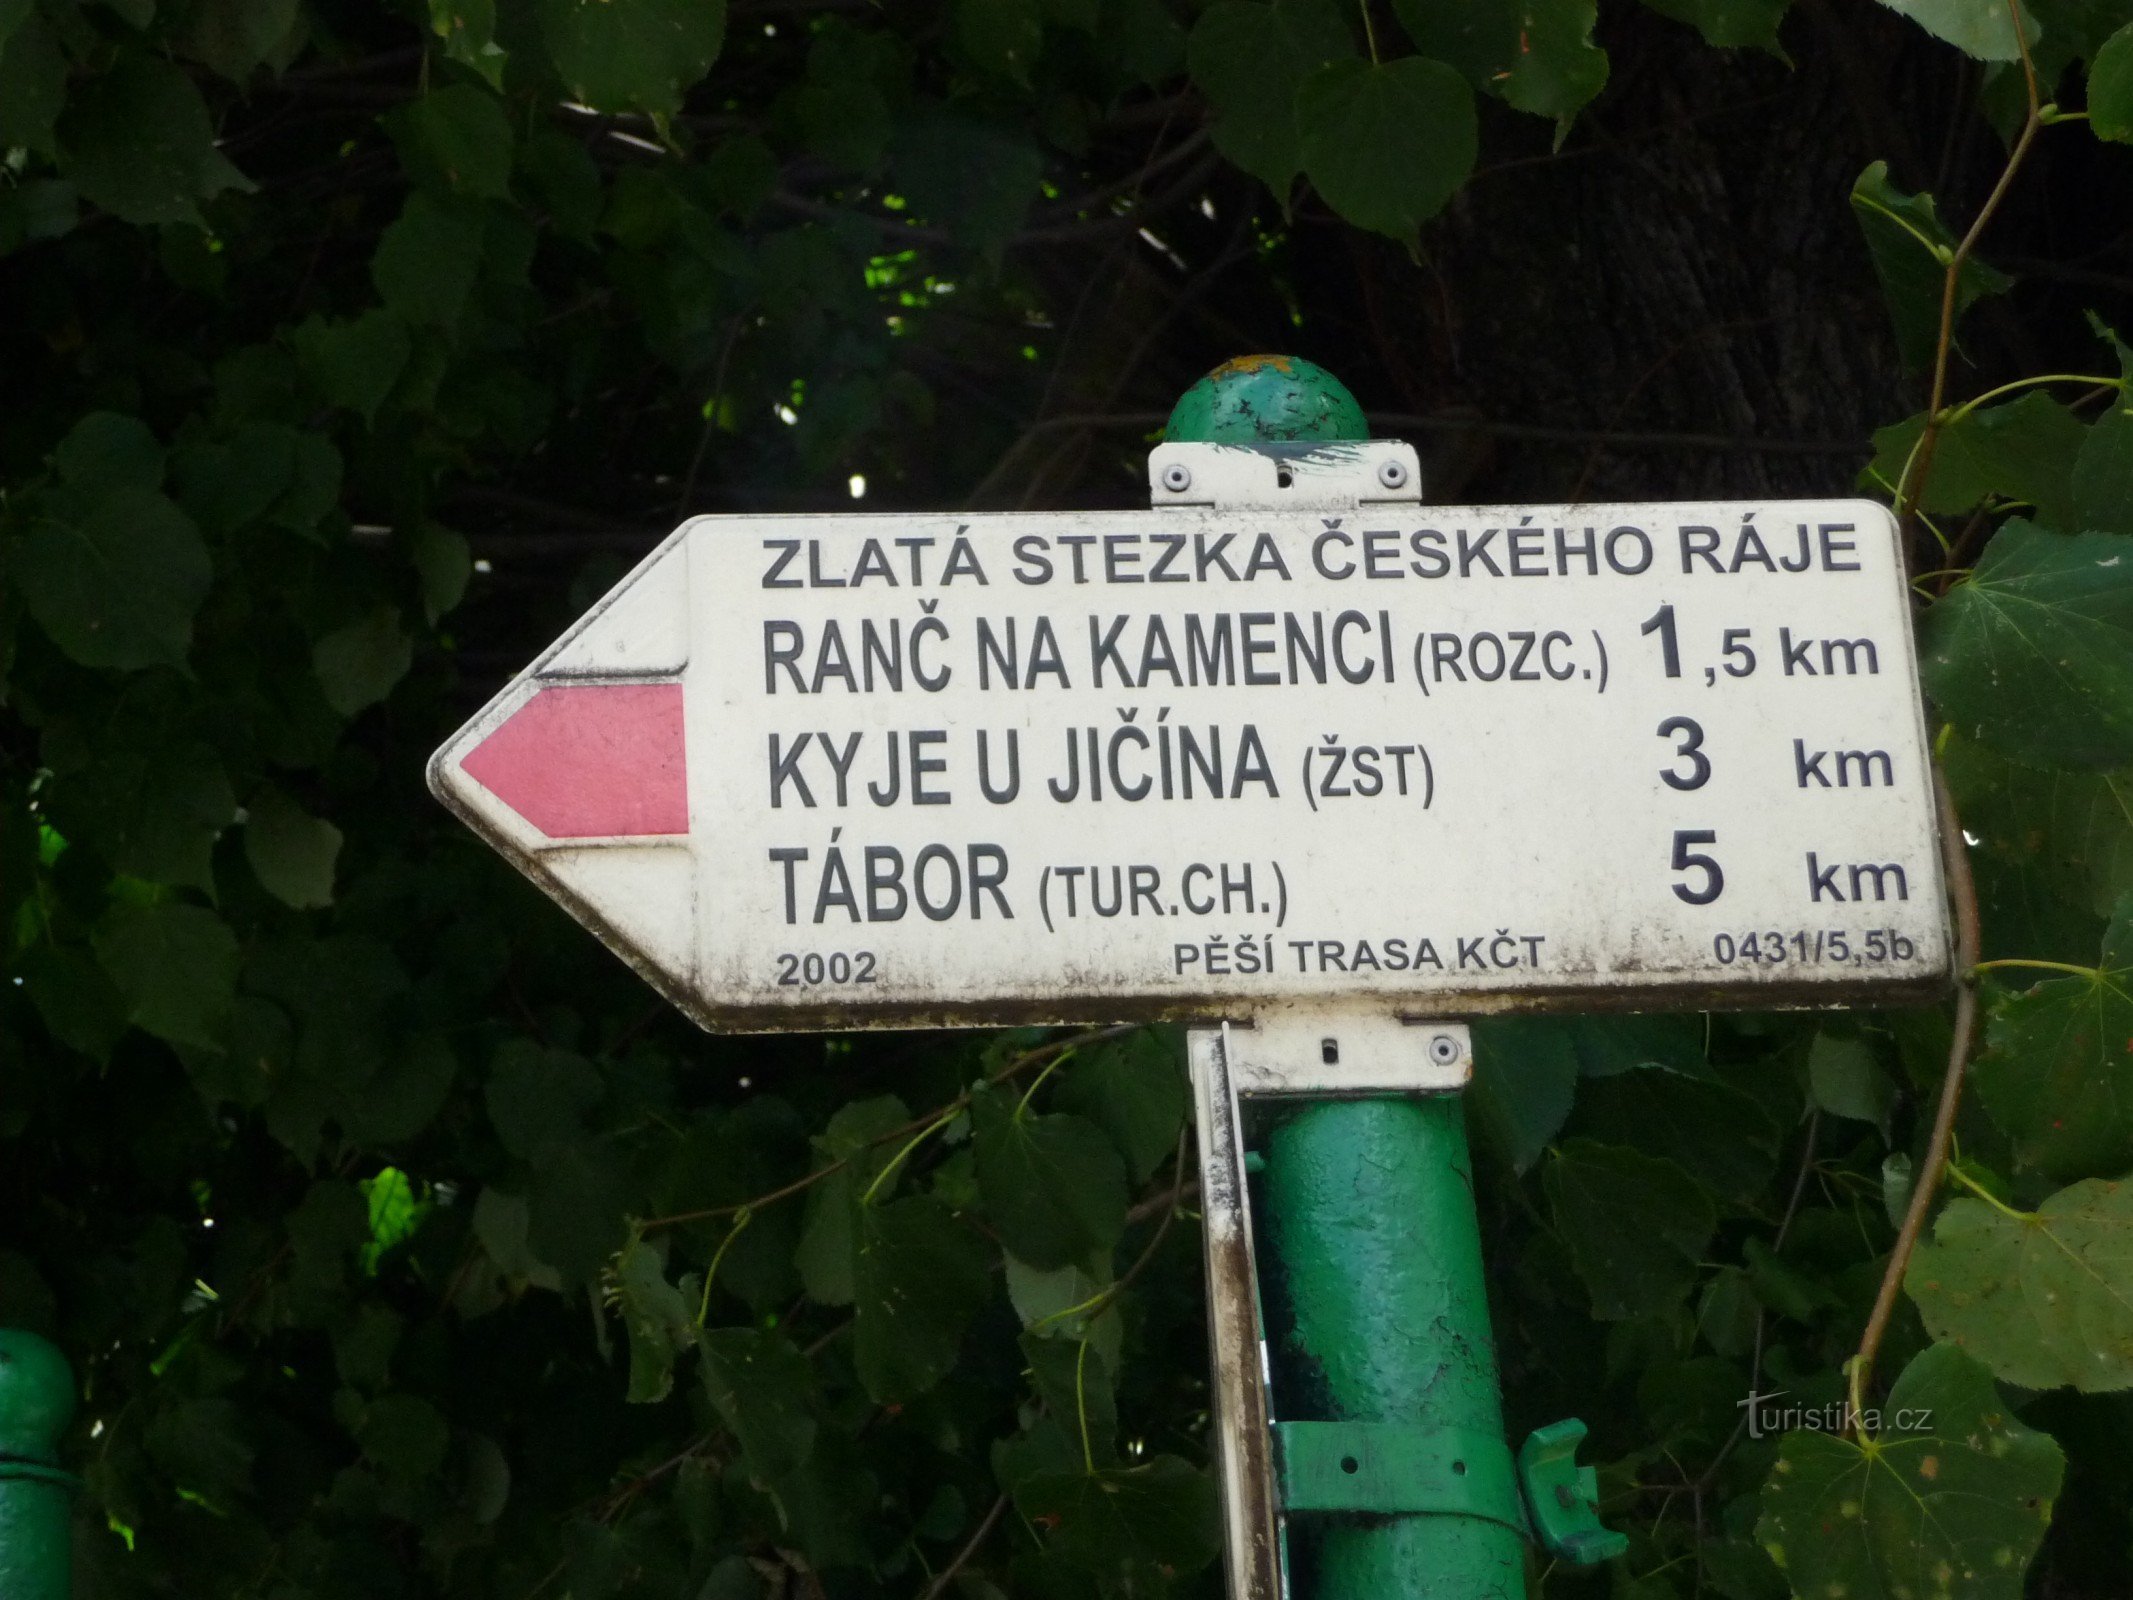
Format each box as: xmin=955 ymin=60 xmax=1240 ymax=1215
xmin=429 ymin=462 xmax=1949 ymax=1034
xmin=430 ymin=355 xmax=1951 ymax=1600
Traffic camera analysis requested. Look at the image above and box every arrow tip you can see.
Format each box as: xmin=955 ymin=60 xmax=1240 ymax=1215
xmin=460 ymin=682 xmax=687 ymax=838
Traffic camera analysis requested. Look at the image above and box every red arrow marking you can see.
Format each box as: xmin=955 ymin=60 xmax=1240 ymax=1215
xmin=460 ymin=683 xmax=687 ymax=838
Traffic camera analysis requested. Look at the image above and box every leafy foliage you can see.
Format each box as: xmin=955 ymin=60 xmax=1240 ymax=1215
xmin=1757 ymin=1342 xmax=2064 ymax=1600
xmin=3 ymin=0 xmax=2133 ymax=1596
xmin=1909 ymin=1177 xmax=2133 ymax=1390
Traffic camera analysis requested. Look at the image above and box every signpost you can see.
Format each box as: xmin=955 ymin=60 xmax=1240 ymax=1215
xmin=429 ymin=356 xmax=1950 ymax=1598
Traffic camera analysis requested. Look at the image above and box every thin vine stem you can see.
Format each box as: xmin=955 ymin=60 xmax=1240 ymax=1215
xmin=860 ymin=1106 xmax=963 ymax=1206
xmin=1942 ymin=1159 xmax=2035 ymax=1222
xmin=1970 ymin=957 xmax=2099 ymax=980
xmin=637 ymin=1024 xmax=1137 ymax=1231
xmin=1940 ymin=371 xmax=2125 ymax=426
xmin=1849 ymin=764 xmax=1981 ymax=1435
xmin=695 ymin=1208 xmax=752 ymax=1325
xmin=1892 ymin=6 xmax=2044 ymax=544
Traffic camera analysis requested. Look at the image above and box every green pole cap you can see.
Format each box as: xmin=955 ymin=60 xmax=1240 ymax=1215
xmin=1164 ymin=355 xmax=1369 ymax=445
xmin=0 ymin=1331 xmax=75 ymax=1464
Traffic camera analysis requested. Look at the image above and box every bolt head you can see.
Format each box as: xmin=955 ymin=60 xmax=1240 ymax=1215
xmin=1378 ymin=458 xmax=1409 ymax=489
xmin=1160 ymin=462 xmax=1192 ymax=492
xmin=1428 ymin=1033 xmax=1460 ymax=1065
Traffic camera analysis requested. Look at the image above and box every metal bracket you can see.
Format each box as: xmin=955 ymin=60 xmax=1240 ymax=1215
xmin=1209 ymin=1009 xmax=1470 ymax=1097
xmin=1273 ymin=1422 xmax=1525 ymax=1533
xmin=1148 ymin=440 xmax=1423 ymax=511
xmin=1518 ymin=1419 xmax=1628 ymax=1566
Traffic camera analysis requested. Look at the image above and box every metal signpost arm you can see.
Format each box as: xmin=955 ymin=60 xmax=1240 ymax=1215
xmin=1167 ymin=358 xmax=1617 ymax=1599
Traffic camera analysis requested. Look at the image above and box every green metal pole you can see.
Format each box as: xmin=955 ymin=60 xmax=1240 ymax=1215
xmin=1260 ymin=1100 xmax=1524 ymax=1596
xmin=1168 ymin=359 xmax=1524 ymax=1599
xmin=0 ymin=1328 xmax=78 ymax=1600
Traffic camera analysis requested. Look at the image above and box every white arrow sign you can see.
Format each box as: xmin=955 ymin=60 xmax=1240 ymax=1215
xmin=430 ymin=441 xmax=1950 ymax=1031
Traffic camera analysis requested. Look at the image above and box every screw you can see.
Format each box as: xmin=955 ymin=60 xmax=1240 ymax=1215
xmin=1428 ymin=1033 xmax=1461 ymax=1066
xmin=1378 ymin=458 xmax=1410 ymax=489
xmin=1160 ymin=462 xmax=1192 ymax=492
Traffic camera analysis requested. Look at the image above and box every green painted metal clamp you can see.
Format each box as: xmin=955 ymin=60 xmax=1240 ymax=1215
xmin=0 ymin=1329 xmax=79 ymax=1600
xmin=1273 ymin=1422 xmax=1526 ymax=1535
xmin=1517 ymin=1419 xmax=1627 ymax=1566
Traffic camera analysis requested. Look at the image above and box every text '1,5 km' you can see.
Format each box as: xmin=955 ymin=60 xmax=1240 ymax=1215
xmin=429 ymin=488 xmax=1951 ymax=1030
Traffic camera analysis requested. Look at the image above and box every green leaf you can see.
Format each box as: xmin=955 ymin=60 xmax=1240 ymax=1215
xmin=55 ymin=411 xmax=164 ymax=491
xmin=1544 ymin=1139 xmax=1716 ymax=1319
xmin=428 ymin=0 xmax=508 ymax=90
xmin=313 ymin=608 xmax=414 ymax=716
xmin=1005 ymin=1253 xmax=1121 ymax=1372
xmin=46 ymin=729 xmax=235 ymax=893
xmin=1395 ymin=0 xmax=1606 ymax=125
xmin=1021 ymin=1332 xmax=1117 ymax=1466
xmin=2072 ymin=390 xmax=2133 ymax=535
xmin=1633 ymin=0 xmax=1790 ymax=50
xmin=611 ymin=1240 xmax=695 ymax=1402
xmin=1873 ymin=0 xmax=2035 ymax=59
xmin=147 ymin=1397 xmax=254 ymax=1503
xmin=1909 ymin=1176 xmax=2133 ymax=1391
xmin=528 ymin=1145 xmax=631 ymax=1288
xmin=1575 ymin=1064 xmax=1779 ymax=1203
xmin=1053 ymin=1029 xmax=1186 ymax=1185
xmin=797 ymin=24 xmax=897 ymax=172
xmin=1187 ymin=0 xmax=1356 ymax=194
xmin=57 ymin=54 xmax=254 ymax=227
xmin=244 ymin=785 xmax=342 ymax=909
xmin=94 ymin=902 xmax=240 ymax=1049
xmin=334 ymin=1304 xmax=403 ymax=1389
xmin=1850 ymin=162 xmax=2011 ymax=369
xmin=2095 ymin=23 xmax=2133 ymax=142
xmin=384 ymin=85 xmax=516 ymax=200
xmin=487 ymin=1043 xmax=603 ymax=1161
xmin=1973 ymin=895 xmax=2133 ymax=1179
xmin=180 ymin=0 xmax=300 ymax=82
xmin=1756 ymin=1343 xmax=2063 ymax=1598
xmin=14 ymin=487 xmax=213 ymax=671
xmin=413 ymin=522 xmax=472 ymax=622
xmin=972 ymin=1086 xmax=1128 ymax=1271
xmin=21 ymin=944 xmax=131 ymax=1061
xmin=793 ymin=1094 xmax=910 ymax=1305
xmin=340 ymin=1032 xmax=456 ymax=1144
xmin=853 ymin=1193 xmax=989 ymax=1402
xmin=1296 ymin=56 xmax=1478 ymax=239
xmin=1014 ymin=1455 xmax=1221 ymax=1579
xmin=0 ymin=12 xmax=66 ymax=155
xmin=362 ymin=1166 xmax=427 ymax=1267
xmin=1865 ymin=393 xmax=2085 ymax=524
xmin=1468 ymin=1016 xmax=1578 ymax=1173
xmin=957 ymin=0 xmax=1042 ymax=83
xmin=891 ymin=111 xmax=1045 ymax=257
xmin=373 ymin=191 xmax=487 ymax=330
xmin=1744 ymin=1235 xmax=1836 ymax=1322
xmin=472 ymin=1188 xmax=563 ymax=1290
xmin=1808 ymin=1032 xmax=1897 ymax=1139
xmin=294 ymin=310 xmax=412 ymax=423
xmin=356 ymin=1393 xmax=451 ymax=1480
xmin=699 ymin=1327 xmax=817 ymax=1478
xmin=1943 ymin=729 xmax=2133 ymax=961
xmin=539 ymin=0 xmax=727 ymax=116
xmin=1921 ymin=522 xmax=2133 ymax=770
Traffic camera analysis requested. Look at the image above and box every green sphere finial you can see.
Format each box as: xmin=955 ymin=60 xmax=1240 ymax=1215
xmin=1164 ymin=355 xmax=1369 ymax=445
xmin=0 ymin=1331 xmax=74 ymax=1463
